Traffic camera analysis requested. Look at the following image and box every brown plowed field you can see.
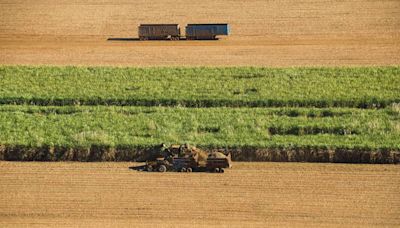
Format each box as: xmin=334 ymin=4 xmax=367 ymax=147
xmin=0 ymin=162 xmax=399 ymax=227
xmin=1 ymin=0 xmax=399 ymax=66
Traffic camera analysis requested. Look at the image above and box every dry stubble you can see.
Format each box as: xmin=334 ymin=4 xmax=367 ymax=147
xmin=0 ymin=0 xmax=399 ymax=66
xmin=0 ymin=162 xmax=399 ymax=227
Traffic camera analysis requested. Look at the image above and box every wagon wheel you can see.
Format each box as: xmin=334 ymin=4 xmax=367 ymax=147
xmin=186 ymin=168 xmax=192 ymax=172
xmin=158 ymin=165 xmax=167 ymax=172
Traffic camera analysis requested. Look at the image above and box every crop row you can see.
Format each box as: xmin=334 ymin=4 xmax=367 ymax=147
xmin=0 ymin=66 xmax=399 ymax=108
xmin=0 ymin=105 xmax=398 ymax=149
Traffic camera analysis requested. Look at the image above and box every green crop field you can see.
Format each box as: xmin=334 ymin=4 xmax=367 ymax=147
xmin=0 ymin=105 xmax=398 ymax=149
xmin=0 ymin=66 xmax=399 ymax=108
xmin=0 ymin=66 xmax=399 ymax=162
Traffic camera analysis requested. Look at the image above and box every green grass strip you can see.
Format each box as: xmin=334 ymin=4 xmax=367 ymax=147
xmin=0 ymin=105 xmax=398 ymax=149
xmin=0 ymin=66 xmax=399 ymax=108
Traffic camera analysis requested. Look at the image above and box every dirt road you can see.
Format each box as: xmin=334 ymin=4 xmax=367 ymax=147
xmin=1 ymin=0 xmax=399 ymax=66
xmin=0 ymin=162 xmax=399 ymax=227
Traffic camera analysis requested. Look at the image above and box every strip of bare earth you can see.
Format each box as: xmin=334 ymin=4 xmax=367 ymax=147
xmin=1 ymin=162 xmax=398 ymax=227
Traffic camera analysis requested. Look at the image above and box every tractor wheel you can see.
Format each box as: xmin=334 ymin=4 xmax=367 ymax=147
xmin=181 ymin=167 xmax=187 ymax=172
xmin=158 ymin=165 xmax=167 ymax=172
xmin=186 ymin=168 xmax=192 ymax=172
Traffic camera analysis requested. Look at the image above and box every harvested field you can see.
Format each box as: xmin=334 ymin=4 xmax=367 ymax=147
xmin=1 ymin=0 xmax=399 ymax=66
xmin=0 ymin=162 xmax=399 ymax=227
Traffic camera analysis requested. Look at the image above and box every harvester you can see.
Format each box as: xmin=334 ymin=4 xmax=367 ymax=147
xmin=143 ymin=144 xmax=232 ymax=173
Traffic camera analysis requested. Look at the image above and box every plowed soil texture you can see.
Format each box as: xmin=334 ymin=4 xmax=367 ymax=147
xmin=0 ymin=162 xmax=399 ymax=227
xmin=1 ymin=0 xmax=399 ymax=66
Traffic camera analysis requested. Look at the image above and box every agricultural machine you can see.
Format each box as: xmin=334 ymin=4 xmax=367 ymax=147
xmin=140 ymin=144 xmax=232 ymax=173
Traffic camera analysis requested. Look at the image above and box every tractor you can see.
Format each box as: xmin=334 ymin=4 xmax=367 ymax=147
xmin=143 ymin=144 xmax=232 ymax=173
